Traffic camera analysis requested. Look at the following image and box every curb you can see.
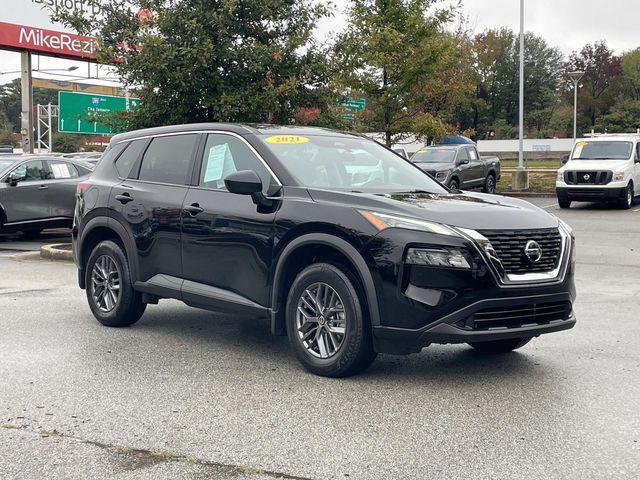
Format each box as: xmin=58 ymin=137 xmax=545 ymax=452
xmin=498 ymin=191 xmax=556 ymax=198
xmin=40 ymin=243 xmax=73 ymax=262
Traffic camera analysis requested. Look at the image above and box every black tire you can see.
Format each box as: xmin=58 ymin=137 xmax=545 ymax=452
xmin=619 ymin=183 xmax=634 ymax=210
xmin=482 ymin=174 xmax=496 ymax=194
xmin=85 ymin=240 xmax=146 ymax=327
xmin=468 ymin=337 xmax=532 ymax=354
xmin=558 ymin=197 xmax=571 ymax=209
xmin=448 ymin=178 xmax=460 ymax=191
xmin=285 ymin=263 xmax=377 ymax=377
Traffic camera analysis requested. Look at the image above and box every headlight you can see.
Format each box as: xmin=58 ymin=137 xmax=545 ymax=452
xmin=406 ymin=247 xmax=472 ymax=269
xmin=612 ymin=171 xmax=625 ymax=182
xmin=359 ymin=210 xmax=459 ymax=236
xmin=436 ymin=170 xmax=451 ymax=181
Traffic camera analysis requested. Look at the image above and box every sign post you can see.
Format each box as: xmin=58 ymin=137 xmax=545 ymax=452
xmin=20 ymin=51 xmax=34 ymax=153
xmin=58 ymin=91 xmax=139 ymax=135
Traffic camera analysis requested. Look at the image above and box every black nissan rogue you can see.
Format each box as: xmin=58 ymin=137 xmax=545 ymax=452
xmin=72 ymin=124 xmax=576 ymax=377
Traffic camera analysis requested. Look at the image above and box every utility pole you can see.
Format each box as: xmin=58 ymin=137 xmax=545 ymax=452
xmin=513 ymin=0 xmax=529 ymax=190
xmin=20 ymin=51 xmax=34 ymax=154
xmin=568 ymin=71 xmax=585 ymax=141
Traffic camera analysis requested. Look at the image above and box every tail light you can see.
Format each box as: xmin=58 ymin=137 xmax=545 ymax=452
xmin=77 ymin=181 xmax=92 ymax=194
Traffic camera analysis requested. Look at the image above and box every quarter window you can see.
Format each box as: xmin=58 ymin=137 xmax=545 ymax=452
xmin=199 ymin=134 xmax=273 ymax=192
xmin=138 ymin=134 xmax=198 ymax=185
xmin=115 ymin=139 xmax=147 ymax=178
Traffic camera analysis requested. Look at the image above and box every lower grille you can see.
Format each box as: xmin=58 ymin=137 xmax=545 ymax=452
xmin=564 ymin=171 xmax=612 ymax=185
xmin=478 ymin=228 xmax=563 ymax=274
xmin=455 ymin=301 xmax=572 ymax=331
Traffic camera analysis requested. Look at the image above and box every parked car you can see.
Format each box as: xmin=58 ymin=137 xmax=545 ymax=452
xmin=556 ymin=133 xmax=640 ymax=209
xmin=411 ymin=144 xmax=501 ymax=193
xmin=0 ymin=145 xmax=14 ymax=154
xmin=62 ymin=151 xmax=104 ymax=165
xmin=73 ymin=124 xmax=576 ymax=377
xmin=392 ymin=147 xmax=408 ymax=158
xmin=0 ymin=155 xmax=93 ymax=234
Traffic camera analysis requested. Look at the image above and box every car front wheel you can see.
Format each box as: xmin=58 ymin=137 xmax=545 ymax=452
xmin=619 ymin=183 xmax=634 ymax=209
xmin=468 ymin=337 xmax=532 ymax=354
xmin=85 ymin=240 xmax=146 ymax=327
xmin=286 ymin=263 xmax=377 ymax=377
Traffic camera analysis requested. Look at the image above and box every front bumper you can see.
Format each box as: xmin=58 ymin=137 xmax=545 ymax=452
xmin=364 ymin=227 xmax=576 ymax=354
xmin=556 ymin=185 xmax=627 ymax=202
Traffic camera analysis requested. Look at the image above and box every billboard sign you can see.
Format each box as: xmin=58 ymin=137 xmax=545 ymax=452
xmin=58 ymin=91 xmax=139 ymax=135
xmin=0 ymin=0 xmax=101 ymax=60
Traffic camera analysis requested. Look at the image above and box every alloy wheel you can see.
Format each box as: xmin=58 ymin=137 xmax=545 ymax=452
xmin=296 ymin=282 xmax=347 ymax=359
xmin=91 ymin=255 xmax=121 ymax=313
xmin=486 ymin=176 xmax=495 ymax=193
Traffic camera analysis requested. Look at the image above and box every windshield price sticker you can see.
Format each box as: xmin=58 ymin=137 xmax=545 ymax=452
xmin=266 ymin=135 xmax=309 ymax=144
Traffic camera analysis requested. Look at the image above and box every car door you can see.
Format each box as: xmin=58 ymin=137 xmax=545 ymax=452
xmin=1 ymin=159 xmax=50 ymax=224
xmin=466 ymin=146 xmax=485 ymax=187
xmin=108 ymin=133 xmax=199 ymax=285
xmin=44 ymin=160 xmax=91 ymax=220
xmin=180 ymin=132 xmax=280 ymax=311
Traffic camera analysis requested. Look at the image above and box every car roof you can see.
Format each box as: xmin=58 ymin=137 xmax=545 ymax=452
xmin=578 ymin=134 xmax=640 ymax=142
xmin=109 ymin=123 xmax=363 ymax=145
xmin=421 ymin=145 xmax=460 ymax=150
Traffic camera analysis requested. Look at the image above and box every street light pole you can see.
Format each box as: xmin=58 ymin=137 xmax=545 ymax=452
xmin=20 ymin=51 xmax=34 ymax=154
xmin=513 ymin=0 xmax=529 ymax=190
xmin=568 ymin=71 xmax=584 ymax=141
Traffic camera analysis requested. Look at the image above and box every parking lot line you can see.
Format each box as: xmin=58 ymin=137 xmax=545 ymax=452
xmin=541 ymin=203 xmax=557 ymax=209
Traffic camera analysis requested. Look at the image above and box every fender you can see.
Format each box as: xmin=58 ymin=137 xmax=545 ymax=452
xmin=78 ymin=216 xmax=140 ymax=286
xmin=270 ymin=233 xmax=381 ymax=334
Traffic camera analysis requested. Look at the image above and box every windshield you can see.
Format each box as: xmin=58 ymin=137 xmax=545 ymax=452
xmin=0 ymin=159 xmax=15 ymax=174
xmin=411 ymin=148 xmax=456 ymax=163
xmin=259 ymin=134 xmax=448 ymax=194
xmin=571 ymin=141 xmax=633 ymax=160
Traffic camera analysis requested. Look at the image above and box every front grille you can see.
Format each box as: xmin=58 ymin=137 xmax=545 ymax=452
xmin=564 ymin=171 xmax=612 ymax=185
xmin=478 ymin=228 xmax=562 ymax=274
xmin=565 ymin=188 xmax=608 ymax=198
xmin=455 ymin=301 xmax=572 ymax=331
xmin=422 ymin=169 xmax=437 ymax=177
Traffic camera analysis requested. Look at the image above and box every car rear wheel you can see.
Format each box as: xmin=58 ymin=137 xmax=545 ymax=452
xmin=619 ymin=183 xmax=634 ymax=209
xmin=85 ymin=240 xmax=146 ymax=327
xmin=468 ymin=337 xmax=532 ymax=354
xmin=482 ymin=174 xmax=496 ymax=194
xmin=286 ymin=263 xmax=377 ymax=377
xmin=558 ymin=197 xmax=571 ymax=209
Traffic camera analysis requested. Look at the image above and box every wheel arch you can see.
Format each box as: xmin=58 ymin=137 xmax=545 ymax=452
xmin=270 ymin=233 xmax=380 ymax=336
xmin=78 ymin=217 xmax=138 ymax=289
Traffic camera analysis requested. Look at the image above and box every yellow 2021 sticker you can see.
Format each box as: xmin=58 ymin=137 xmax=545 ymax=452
xmin=575 ymin=141 xmax=589 ymax=147
xmin=266 ymin=135 xmax=309 ymax=144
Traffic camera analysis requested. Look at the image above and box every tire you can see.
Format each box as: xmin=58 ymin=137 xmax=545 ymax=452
xmin=468 ymin=337 xmax=532 ymax=354
xmin=558 ymin=197 xmax=571 ymax=209
xmin=482 ymin=174 xmax=496 ymax=194
xmin=85 ymin=240 xmax=146 ymax=327
xmin=285 ymin=263 xmax=377 ymax=377
xmin=619 ymin=183 xmax=634 ymax=209
xmin=448 ymin=178 xmax=460 ymax=191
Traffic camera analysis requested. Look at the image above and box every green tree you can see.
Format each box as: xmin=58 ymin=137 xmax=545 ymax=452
xmin=0 ymin=79 xmax=59 ymax=133
xmin=55 ymin=0 xmax=336 ymax=130
xmin=564 ymin=41 xmax=622 ymax=129
xmin=333 ymin=0 xmax=457 ymax=146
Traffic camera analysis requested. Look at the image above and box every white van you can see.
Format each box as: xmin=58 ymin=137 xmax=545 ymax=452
xmin=556 ymin=134 xmax=640 ymax=209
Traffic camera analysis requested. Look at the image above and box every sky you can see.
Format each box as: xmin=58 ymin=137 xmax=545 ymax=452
xmin=1 ymin=0 xmax=639 ymax=86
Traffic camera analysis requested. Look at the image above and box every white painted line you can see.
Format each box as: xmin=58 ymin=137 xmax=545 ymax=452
xmin=633 ymin=208 xmax=640 ymax=212
xmin=541 ymin=203 xmax=557 ymax=209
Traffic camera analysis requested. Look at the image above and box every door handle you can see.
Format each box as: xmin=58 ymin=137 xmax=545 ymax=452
xmin=115 ymin=193 xmax=133 ymax=204
xmin=184 ymin=203 xmax=204 ymax=216
xmin=38 ymin=185 xmax=48 ymax=190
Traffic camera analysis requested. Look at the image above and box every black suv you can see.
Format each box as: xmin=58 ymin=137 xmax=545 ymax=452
xmin=73 ymin=124 xmax=576 ymax=377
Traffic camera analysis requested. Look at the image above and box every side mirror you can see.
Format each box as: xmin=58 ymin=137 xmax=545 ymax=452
xmin=7 ymin=172 xmax=22 ymax=186
xmin=562 ymin=154 xmax=570 ymax=164
xmin=224 ymin=170 xmax=271 ymax=207
xmin=224 ymin=170 xmax=262 ymax=195
xmin=457 ymin=158 xmax=470 ymax=166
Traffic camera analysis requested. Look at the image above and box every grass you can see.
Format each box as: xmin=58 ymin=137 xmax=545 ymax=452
xmin=500 ymin=159 xmax=561 ymax=169
xmin=497 ymin=171 xmax=556 ymax=192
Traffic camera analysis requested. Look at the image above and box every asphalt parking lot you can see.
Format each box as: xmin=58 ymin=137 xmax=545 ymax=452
xmin=1 ymin=197 xmax=639 ymax=479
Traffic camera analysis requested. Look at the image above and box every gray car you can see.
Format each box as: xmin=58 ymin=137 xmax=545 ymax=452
xmin=411 ymin=144 xmax=501 ymax=193
xmin=0 ymin=156 xmax=93 ymax=234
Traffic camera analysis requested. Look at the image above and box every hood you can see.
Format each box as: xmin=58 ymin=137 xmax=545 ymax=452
xmin=561 ymin=159 xmax=631 ymax=172
xmin=308 ymin=189 xmax=559 ymax=230
xmin=413 ymin=162 xmax=454 ymax=172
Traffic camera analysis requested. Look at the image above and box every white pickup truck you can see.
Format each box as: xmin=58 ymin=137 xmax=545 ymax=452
xmin=556 ymin=134 xmax=640 ymax=209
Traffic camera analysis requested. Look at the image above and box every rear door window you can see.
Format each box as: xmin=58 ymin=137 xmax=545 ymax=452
xmin=138 ymin=134 xmax=198 ymax=185
xmin=48 ymin=161 xmax=79 ymax=179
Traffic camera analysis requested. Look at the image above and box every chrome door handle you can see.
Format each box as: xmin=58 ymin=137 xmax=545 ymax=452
xmin=184 ymin=203 xmax=204 ymax=216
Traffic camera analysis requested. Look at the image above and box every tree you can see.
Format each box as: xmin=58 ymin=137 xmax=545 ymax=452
xmin=564 ymin=41 xmax=622 ymax=128
xmin=0 ymin=79 xmax=59 ymax=132
xmin=333 ymin=0 xmax=457 ymax=146
xmin=55 ymin=0 xmax=337 ymax=130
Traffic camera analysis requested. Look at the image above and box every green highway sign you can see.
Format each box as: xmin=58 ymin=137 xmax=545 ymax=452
xmin=339 ymin=98 xmax=366 ymax=120
xmin=58 ymin=91 xmax=140 ymax=135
